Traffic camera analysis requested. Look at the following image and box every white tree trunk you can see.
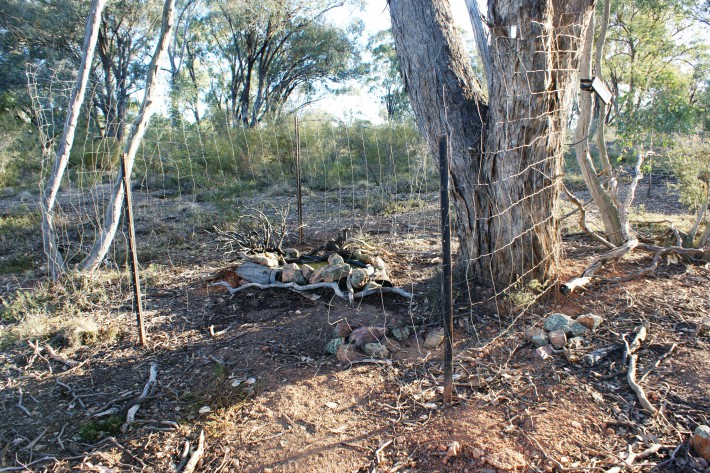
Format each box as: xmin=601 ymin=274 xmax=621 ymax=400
xmin=40 ymin=0 xmax=107 ymax=280
xmin=79 ymin=0 xmax=177 ymax=272
xmin=595 ymin=0 xmax=614 ymax=178
xmin=465 ymin=0 xmax=492 ymax=88
xmin=573 ymin=9 xmax=625 ymax=246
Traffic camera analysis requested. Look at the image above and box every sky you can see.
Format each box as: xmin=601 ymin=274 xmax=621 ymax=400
xmin=306 ymin=0 xmax=475 ymax=123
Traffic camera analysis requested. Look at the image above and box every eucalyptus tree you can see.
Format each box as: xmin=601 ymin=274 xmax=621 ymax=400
xmin=93 ymin=0 xmax=165 ymax=140
xmin=366 ymin=29 xmax=411 ymax=122
xmin=203 ymin=0 xmax=362 ymax=127
xmin=389 ymin=0 xmax=596 ymax=288
xmin=604 ymin=0 xmax=708 ymax=146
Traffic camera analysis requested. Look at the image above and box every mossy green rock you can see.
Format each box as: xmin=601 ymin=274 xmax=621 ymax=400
xmin=326 ymin=338 xmax=345 ymax=355
xmin=543 ymin=313 xmax=573 ymax=332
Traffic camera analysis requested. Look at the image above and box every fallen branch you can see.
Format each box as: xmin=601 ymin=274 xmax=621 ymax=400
xmin=44 ymin=344 xmax=81 ymax=368
xmin=605 ymin=442 xmax=664 ymax=473
xmin=121 ymin=362 xmax=158 ymax=432
xmin=182 ymin=430 xmax=205 ymax=473
xmin=175 ymin=440 xmax=190 ymax=472
xmin=560 ymin=238 xmax=638 ymax=295
xmin=601 ymin=245 xmax=709 ymax=284
xmin=16 ymin=387 xmax=31 ymax=417
xmin=622 ymin=327 xmax=657 ymax=415
xmin=210 ymin=280 xmax=413 ymax=302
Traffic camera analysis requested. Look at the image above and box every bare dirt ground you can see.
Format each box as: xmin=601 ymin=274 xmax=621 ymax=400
xmin=1 ymin=180 xmax=708 ymax=473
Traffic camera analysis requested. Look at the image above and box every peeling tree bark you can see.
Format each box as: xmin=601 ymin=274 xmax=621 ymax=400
xmin=40 ymin=0 xmax=108 ymax=280
xmin=79 ymin=0 xmax=177 ymax=272
xmin=390 ymin=0 xmax=595 ymax=290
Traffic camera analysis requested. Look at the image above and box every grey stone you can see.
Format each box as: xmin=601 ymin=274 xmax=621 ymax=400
xmin=327 ymin=253 xmax=344 ymax=265
xmin=325 ymin=338 xmax=345 ymax=355
xmin=391 ymin=326 xmax=412 ymax=342
xmin=301 ymin=264 xmax=315 ymax=280
xmin=281 ymin=263 xmax=306 ymax=285
xmin=349 ymin=268 xmax=369 ymax=289
xmin=548 ymin=329 xmax=567 ymax=349
xmin=543 ymin=313 xmax=573 ymax=332
xmin=568 ymin=321 xmax=590 ymax=337
xmin=524 ymin=327 xmax=549 ymax=347
xmin=576 ymin=313 xmax=604 ymax=330
xmin=691 ymin=425 xmax=710 ymax=461
xmin=362 ymin=343 xmax=389 ymax=359
xmin=322 ymin=263 xmax=351 ymax=283
xmin=424 ymin=328 xmax=445 ymax=349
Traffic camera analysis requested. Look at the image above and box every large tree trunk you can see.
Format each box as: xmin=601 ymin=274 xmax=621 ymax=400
xmin=390 ymin=0 xmax=595 ymax=290
xmin=79 ymin=0 xmax=176 ymax=272
xmin=40 ymin=0 xmax=108 ymax=280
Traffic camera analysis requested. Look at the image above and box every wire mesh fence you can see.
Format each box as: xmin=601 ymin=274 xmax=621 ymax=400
xmin=19 ymin=16 xmax=686 ymax=352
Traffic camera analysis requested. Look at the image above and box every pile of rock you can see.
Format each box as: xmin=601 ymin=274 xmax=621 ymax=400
xmin=525 ymin=312 xmax=604 ymax=360
xmin=325 ymin=323 xmax=445 ymax=362
xmin=239 ymin=250 xmax=388 ymax=291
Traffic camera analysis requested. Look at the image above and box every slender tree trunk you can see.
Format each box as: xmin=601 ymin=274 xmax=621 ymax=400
xmin=595 ymin=0 xmax=613 ymax=177
xmin=390 ymin=0 xmax=594 ymax=290
xmin=41 ymin=0 xmax=108 ymax=280
xmin=79 ymin=0 xmax=177 ymax=272
xmin=574 ymin=9 xmax=624 ymax=246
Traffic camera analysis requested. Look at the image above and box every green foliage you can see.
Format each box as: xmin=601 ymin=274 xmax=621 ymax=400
xmin=78 ymin=416 xmax=124 ymax=442
xmin=604 ymin=0 xmax=709 ymax=146
xmin=200 ymin=0 xmax=363 ymax=127
xmin=668 ymin=135 xmax=710 ymax=209
xmin=0 ymin=114 xmax=43 ymax=189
